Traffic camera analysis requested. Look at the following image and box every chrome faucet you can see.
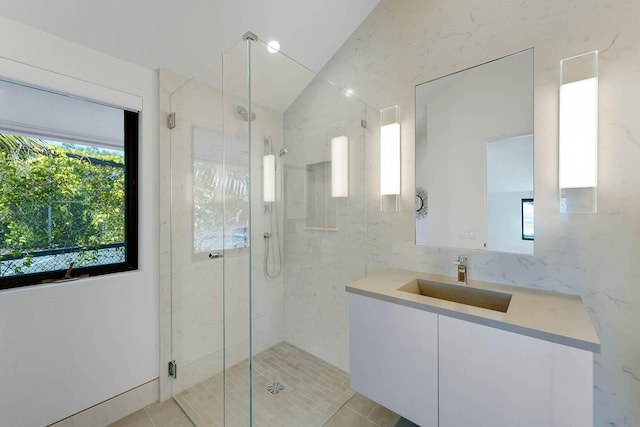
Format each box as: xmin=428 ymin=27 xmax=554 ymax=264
xmin=455 ymin=256 xmax=468 ymax=285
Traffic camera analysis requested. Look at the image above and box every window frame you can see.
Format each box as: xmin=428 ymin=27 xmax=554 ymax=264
xmin=0 ymin=110 xmax=139 ymax=290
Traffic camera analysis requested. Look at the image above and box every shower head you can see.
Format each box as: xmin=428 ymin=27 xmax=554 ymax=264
xmin=279 ymin=147 xmax=289 ymax=156
xmin=237 ymin=105 xmax=256 ymax=122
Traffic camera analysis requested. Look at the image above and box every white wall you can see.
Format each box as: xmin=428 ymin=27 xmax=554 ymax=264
xmin=0 ymin=17 xmax=159 ymax=426
xmin=315 ymin=1 xmax=640 ymax=425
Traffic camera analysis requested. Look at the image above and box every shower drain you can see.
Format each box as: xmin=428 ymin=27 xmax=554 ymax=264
xmin=265 ymin=381 xmax=286 ymax=395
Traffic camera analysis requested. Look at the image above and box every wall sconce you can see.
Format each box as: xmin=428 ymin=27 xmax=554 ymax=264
xmin=263 ymin=153 xmax=276 ymax=203
xmin=559 ymin=51 xmax=598 ymax=213
xmin=331 ymin=135 xmax=349 ymax=197
xmin=380 ymin=105 xmax=400 ymax=211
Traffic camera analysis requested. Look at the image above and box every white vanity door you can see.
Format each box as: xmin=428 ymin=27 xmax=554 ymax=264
xmin=438 ymin=315 xmax=593 ymax=427
xmin=349 ymin=294 xmax=438 ymax=427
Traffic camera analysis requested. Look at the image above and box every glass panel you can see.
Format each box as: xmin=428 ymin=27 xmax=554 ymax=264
xmin=251 ymin=38 xmax=369 ymax=426
xmin=221 ymin=37 xmax=252 ymax=426
xmin=167 ymin=49 xmax=226 ymax=426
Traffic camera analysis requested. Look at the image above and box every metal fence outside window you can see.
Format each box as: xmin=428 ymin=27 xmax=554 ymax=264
xmin=0 ymin=243 xmax=125 ymax=277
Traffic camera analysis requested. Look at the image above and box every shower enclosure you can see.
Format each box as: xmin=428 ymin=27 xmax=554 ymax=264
xmin=161 ymin=33 xmax=370 ymax=426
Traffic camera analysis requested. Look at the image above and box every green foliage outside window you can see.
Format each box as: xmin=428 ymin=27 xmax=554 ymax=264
xmin=0 ymin=134 xmax=125 ymax=276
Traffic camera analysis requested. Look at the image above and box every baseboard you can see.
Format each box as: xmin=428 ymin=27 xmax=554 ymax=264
xmin=48 ymin=379 xmax=159 ymax=427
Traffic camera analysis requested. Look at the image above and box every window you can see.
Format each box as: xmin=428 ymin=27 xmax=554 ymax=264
xmin=0 ymin=79 xmax=138 ymax=290
xmin=192 ymin=127 xmax=249 ymax=252
xmin=521 ymin=198 xmax=534 ymax=241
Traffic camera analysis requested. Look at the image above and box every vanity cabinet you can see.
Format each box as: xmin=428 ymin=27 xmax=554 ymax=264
xmin=438 ymin=315 xmax=593 ymax=427
xmin=349 ymin=293 xmax=438 ymax=427
xmin=349 ymin=293 xmax=594 ymax=427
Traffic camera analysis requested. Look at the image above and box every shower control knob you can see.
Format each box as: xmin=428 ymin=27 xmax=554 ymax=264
xmin=208 ymin=251 xmax=224 ymax=259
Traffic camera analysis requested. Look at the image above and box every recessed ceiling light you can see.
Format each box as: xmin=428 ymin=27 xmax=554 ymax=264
xmin=267 ymin=40 xmax=280 ymax=54
xmin=345 ymin=89 xmax=354 ymax=97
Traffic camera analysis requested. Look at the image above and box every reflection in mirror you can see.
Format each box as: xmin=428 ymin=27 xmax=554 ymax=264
xmin=415 ymin=49 xmax=534 ymax=255
xmin=521 ymin=198 xmax=534 ymax=241
xmin=486 ymin=134 xmax=533 ymax=253
xmin=416 ymin=187 xmax=428 ymax=220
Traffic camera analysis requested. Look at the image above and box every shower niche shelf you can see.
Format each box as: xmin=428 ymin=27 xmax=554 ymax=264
xmin=304 ymin=161 xmax=337 ymax=231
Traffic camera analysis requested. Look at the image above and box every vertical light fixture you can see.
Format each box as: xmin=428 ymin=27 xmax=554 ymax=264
xmin=380 ymin=105 xmax=400 ymax=211
xmin=263 ymin=153 xmax=275 ymax=203
xmin=331 ymin=135 xmax=349 ymax=197
xmin=559 ymin=51 xmax=598 ymax=213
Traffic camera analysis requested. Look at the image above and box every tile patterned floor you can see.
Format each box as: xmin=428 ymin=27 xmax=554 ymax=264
xmin=324 ymin=394 xmax=419 ymax=427
xmin=175 ymin=342 xmax=354 ymax=426
xmin=109 ymin=342 xmax=417 ymax=427
xmin=108 ymin=398 xmax=195 ymax=427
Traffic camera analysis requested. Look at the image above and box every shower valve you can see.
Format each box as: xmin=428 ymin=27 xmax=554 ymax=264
xmin=263 ymin=232 xmax=272 ymax=239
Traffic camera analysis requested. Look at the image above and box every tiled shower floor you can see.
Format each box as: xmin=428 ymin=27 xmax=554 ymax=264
xmin=110 ymin=342 xmax=415 ymax=427
xmin=176 ymin=342 xmax=354 ymax=426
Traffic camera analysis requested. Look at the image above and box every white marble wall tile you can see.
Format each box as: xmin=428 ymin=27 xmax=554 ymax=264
xmin=282 ymin=77 xmax=368 ymax=371
xmin=306 ymin=0 xmax=640 ymax=425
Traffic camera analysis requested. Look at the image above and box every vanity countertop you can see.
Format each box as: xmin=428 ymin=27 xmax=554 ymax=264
xmin=346 ymin=269 xmax=600 ymax=353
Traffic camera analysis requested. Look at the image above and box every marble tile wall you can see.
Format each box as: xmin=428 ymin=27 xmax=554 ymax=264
xmin=282 ymin=77 xmax=369 ymax=371
xmin=304 ymin=0 xmax=640 ymax=425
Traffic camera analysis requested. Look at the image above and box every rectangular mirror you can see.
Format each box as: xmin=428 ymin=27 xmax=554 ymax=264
xmin=415 ymin=48 xmax=534 ymax=255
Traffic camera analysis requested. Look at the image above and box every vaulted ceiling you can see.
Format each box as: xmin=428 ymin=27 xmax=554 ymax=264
xmin=0 ymin=0 xmax=379 ymax=78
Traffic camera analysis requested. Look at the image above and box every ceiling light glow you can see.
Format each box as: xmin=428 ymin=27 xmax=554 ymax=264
xmin=267 ymin=40 xmax=280 ymax=54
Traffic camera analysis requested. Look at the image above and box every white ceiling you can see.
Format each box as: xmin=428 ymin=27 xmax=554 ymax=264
xmin=0 ymin=0 xmax=379 ymax=78
xmin=215 ymin=38 xmax=318 ymax=112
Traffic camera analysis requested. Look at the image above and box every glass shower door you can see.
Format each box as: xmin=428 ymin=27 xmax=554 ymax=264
xmin=248 ymin=37 xmax=370 ymax=426
xmin=167 ymin=37 xmax=255 ymax=427
xmin=167 ymin=56 xmax=227 ymax=426
xmin=166 ymin=32 xmax=371 ymax=426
